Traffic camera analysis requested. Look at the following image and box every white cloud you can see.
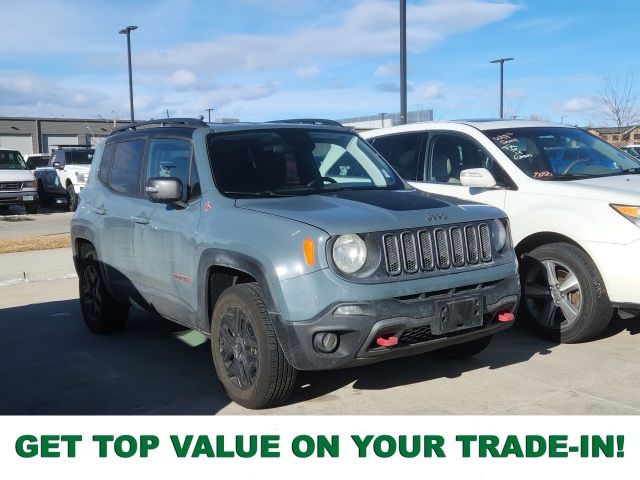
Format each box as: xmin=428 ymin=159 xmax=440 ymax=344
xmin=296 ymin=65 xmax=320 ymax=78
xmin=374 ymin=63 xmax=399 ymax=77
xmin=415 ymin=82 xmax=444 ymax=100
xmin=559 ymin=98 xmax=594 ymax=113
xmin=137 ymin=1 xmax=521 ymax=73
xmin=167 ymin=69 xmax=197 ymax=87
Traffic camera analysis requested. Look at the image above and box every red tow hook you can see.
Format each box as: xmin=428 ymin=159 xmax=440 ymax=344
xmin=376 ymin=335 xmax=399 ymax=347
xmin=497 ymin=311 xmax=515 ymax=322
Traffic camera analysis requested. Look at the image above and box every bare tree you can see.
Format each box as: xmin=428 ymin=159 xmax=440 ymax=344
xmin=596 ymin=72 xmax=640 ymax=129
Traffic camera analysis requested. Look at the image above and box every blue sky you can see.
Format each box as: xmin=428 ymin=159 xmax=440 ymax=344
xmin=0 ymin=0 xmax=638 ymax=125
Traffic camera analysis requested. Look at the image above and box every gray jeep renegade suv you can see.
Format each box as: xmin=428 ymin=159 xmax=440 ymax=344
xmin=70 ymin=118 xmax=520 ymax=409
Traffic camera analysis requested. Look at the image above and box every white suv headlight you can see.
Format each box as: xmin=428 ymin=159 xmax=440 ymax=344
xmin=490 ymin=218 xmax=508 ymax=253
xmin=611 ymin=204 xmax=640 ymax=227
xmin=332 ymin=234 xmax=367 ymax=273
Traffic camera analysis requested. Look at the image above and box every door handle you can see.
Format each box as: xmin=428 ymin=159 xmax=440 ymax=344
xmin=131 ymin=215 xmax=149 ymax=225
xmin=92 ymin=206 xmax=107 ymax=215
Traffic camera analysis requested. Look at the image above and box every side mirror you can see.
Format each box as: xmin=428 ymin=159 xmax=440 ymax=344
xmin=52 ymin=161 xmax=63 ymax=170
xmin=145 ymin=177 xmax=183 ymax=204
xmin=460 ymin=168 xmax=497 ymax=188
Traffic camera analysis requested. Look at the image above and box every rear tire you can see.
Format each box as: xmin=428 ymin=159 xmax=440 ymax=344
xmin=519 ymin=242 xmax=612 ymax=343
xmin=210 ymin=282 xmax=297 ymax=409
xmin=435 ymin=335 xmax=492 ymax=358
xmin=67 ymin=184 xmax=78 ymax=212
xmin=79 ymin=253 xmax=129 ymax=334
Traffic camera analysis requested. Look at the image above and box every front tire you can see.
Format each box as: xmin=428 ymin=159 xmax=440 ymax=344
xmin=520 ymin=242 xmax=612 ymax=343
xmin=435 ymin=335 xmax=492 ymax=358
xmin=211 ymin=283 xmax=297 ymax=409
xmin=79 ymin=254 xmax=129 ymax=334
xmin=67 ymin=184 xmax=78 ymax=212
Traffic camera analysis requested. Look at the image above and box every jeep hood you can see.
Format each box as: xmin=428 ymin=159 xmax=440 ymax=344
xmin=235 ymin=188 xmax=504 ymax=235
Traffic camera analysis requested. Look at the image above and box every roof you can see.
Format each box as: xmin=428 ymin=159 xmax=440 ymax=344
xmin=108 ymin=118 xmax=349 ymax=137
xmin=361 ymin=119 xmax=571 ymax=137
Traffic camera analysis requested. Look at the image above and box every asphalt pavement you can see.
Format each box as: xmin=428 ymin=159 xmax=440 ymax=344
xmin=0 ymin=276 xmax=638 ymax=415
xmin=0 ymin=205 xmax=72 ymax=240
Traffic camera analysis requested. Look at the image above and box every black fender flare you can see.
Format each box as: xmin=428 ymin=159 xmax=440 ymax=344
xmin=196 ymin=248 xmax=279 ymax=332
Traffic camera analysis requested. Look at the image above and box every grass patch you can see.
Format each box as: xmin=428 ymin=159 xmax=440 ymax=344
xmin=0 ymin=233 xmax=71 ymax=254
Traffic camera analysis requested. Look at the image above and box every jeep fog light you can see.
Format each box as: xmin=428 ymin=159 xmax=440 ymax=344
xmin=332 ymin=234 xmax=367 ymax=273
xmin=313 ymin=332 xmax=339 ymax=353
xmin=490 ymin=219 xmax=507 ymax=253
xmin=334 ymin=305 xmax=365 ymax=316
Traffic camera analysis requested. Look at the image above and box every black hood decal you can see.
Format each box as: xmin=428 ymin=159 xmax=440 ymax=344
xmin=318 ymin=188 xmax=449 ymax=211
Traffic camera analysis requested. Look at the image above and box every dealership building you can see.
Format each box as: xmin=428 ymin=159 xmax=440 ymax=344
xmin=0 ymin=116 xmax=130 ymax=156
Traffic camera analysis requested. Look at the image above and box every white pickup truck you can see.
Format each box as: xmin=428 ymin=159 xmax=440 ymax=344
xmin=0 ymin=149 xmax=38 ymax=214
xmin=363 ymin=120 xmax=640 ymax=343
xmin=34 ymin=145 xmax=94 ymax=211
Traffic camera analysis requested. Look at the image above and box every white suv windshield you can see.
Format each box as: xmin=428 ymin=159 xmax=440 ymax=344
xmin=0 ymin=150 xmax=27 ymax=170
xmin=485 ymin=127 xmax=640 ymax=180
xmin=209 ymin=128 xmax=403 ymax=196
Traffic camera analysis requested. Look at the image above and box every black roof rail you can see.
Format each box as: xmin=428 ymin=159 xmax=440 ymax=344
xmin=269 ymin=118 xmax=344 ymax=127
xmin=51 ymin=144 xmax=94 ymax=149
xmin=110 ymin=118 xmax=209 ymax=135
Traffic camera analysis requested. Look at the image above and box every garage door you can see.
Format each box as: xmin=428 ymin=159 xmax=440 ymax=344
xmin=43 ymin=134 xmax=78 ymax=152
xmin=0 ymin=134 xmax=33 ymax=156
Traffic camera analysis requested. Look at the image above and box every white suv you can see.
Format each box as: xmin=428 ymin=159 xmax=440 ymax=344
xmin=0 ymin=149 xmax=38 ymax=214
xmin=363 ymin=120 xmax=640 ymax=343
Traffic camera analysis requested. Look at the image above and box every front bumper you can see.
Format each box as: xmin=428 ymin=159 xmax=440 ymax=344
xmin=582 ymin=239 xmax=640 ymax=305
xmin=0 ymin=190 xmax=38 ymax=205
xmin=273 ymin=274 xmax=520 ymax=370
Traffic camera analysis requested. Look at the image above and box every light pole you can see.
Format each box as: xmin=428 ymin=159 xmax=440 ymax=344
xmin=379 ymin=112 xmax=386 ymax=128
xmin=561 ymin=115 xmax=568 ymax=124
xmin=399 ymin=0 xmax=407 ymax=125
xmin=490 ymin=57 xmax=513 ymax=119
xmin=119 ymin=25 xmax=138 ymax=123
xmin=205 ymin=108 xmax=214 ymax=122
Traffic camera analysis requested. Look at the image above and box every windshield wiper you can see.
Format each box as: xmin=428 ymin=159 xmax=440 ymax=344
xmin=617 ymin=168 xmax=640 ymax=174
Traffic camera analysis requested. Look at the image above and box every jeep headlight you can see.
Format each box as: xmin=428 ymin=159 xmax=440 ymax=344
xmin=490 ymin=218 xmax=508 ymax=253
xmin=332 ymin=234 xmax=367 ymax=273
xmin=611 ymin=204 xmax=640 ymax=227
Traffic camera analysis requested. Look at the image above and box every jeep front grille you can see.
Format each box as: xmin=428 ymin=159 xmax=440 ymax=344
xmin=382 ymin=223 xmax=492 ymax=276
xmin=0 ymin=182 xmax=21 ymax=190
xmin=479 ymin=223 xmax=491 ymax=262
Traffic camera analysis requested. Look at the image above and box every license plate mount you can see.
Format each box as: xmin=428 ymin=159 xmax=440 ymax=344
xmin=23 ymin=195 xmax=34 ymax=201
xmin=433 ymin=297 xmax=483 ymax=335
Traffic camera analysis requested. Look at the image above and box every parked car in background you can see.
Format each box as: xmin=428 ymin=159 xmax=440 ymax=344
xmin=24 ymin=153 xmax=51 ymax=172
xmin=71 ymin=118 xmax=520 ymax=408
xmin=0 ymin=149 xmax=38 ymax=214
xmin=622 ymin=145 xmax=640 ymax=158
xmin=363 ymin=120 xmax=640 ymax=343
xmin=34 ymin=145 xmax=94 ymax=211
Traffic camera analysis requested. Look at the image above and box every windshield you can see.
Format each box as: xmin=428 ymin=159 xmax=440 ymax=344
xmin=66 ymin=150 xmax=94 ymax=165
xmin=623 ymin=146 xmax=640 ymax=159
xmin=0 ymin=150 xmax=27 ymax=170
xmin=208 ymin=128 xmax=403 ymax=196
xmin=485 ymin=127 xmax=640 ymax=180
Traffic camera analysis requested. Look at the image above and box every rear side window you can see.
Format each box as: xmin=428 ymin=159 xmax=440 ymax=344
xmin=98 ymin=143 xmax=116 ymax=185
xmin=110 ymin=140 xmax=145 ymax=196
xmin=370 ymin=133 xmax=421 ymax=180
